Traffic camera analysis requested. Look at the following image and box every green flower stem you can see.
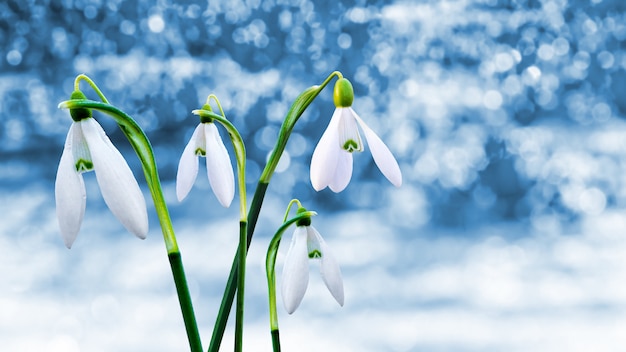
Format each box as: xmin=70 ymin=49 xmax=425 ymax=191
xmin=260 ymin=71 xmax=342 ymax=183
xmin=271 ymin=330 xmax=281 ymax=352
xmin=266 ymin=210 xmax=317 ymax=352
xmin=192 ymin=107 xmax=248 ymax=352
xmin=235 ymin=220 xmax=246 ymax=352
xmin=169 ymin=252 xmax=203 ymax=352
xmin=207 ymin=181 xmax=268 ymax=352
xmin=207 ymin=70 xmax=343 ymax=352
xmin=74 ymin=74 xmax=110 ymax=104
xmin=58 ymin=99 xmax=202 ymax=352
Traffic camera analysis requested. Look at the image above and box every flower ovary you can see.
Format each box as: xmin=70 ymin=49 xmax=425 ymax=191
xmin=69 ymin=90 xmax=92 ymax=122
xmin=333 ymin=78 xmax=354 ymax=107
xmin=296 ymin=217 xmax=311 ymax=226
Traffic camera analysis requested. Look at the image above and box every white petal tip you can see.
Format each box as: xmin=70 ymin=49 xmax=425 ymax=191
xmin=176 ymin=191 xmax=188 ymax=203
xmin=60 ymin=228 xmax=78 ymax=249
xmin=282 ymin=290 xmax=304 ymax=314
xmin=329 ymin=286 xmax=345 ymax=307
xmin=311 ymin=183 xmax=325 ymax=192
xmin=113 ymin=206 xmax=149 ymax=241
xmin=218 ymin=198 xmax=233 ymax=208
xmin=130 ymin=221 xmax=149 ymax=240
xmin=328 ymin=184 xmax=347 ymax=193
xmin=58 ymin=101 xmax=69 ymax=109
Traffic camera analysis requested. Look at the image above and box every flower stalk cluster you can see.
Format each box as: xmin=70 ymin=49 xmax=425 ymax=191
xmin=54 ymin=72 xmax=401 ymax=352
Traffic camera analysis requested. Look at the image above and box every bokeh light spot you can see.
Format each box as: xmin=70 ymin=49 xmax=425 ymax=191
xmin=120 ymin=20 xmax=136 ymax=36
xmin=537 ymin=44 xmax=555 ymax=61
xmin=6 ymin=50 xmax=22 ymax=66
xmin=495 ymin=52 xmax=515 ymax=72
xmin=591 ymin=102 xmax=611 ymax=122
xmin=337 ymin=33 xmax=352 ymax=49
xmin=597 ymin=50 xmax=614 ymax=69
xmin=483 ymin=90 xmax=503 ymax=110
xmin=552 ymin=37 xmax=570 ymax=56
xmin=84 ymin=5 xmax=98 ymax=19
xmin=579 ymin=188 xmax=606 ymax=215
xmin=148 ymin=14 xmax=165 ymax=33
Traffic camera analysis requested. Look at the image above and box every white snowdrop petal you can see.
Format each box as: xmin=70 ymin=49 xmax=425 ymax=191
xmin=81 ymin=118 xmax=149 ymax=239
xmin=55 ymin=123 xmax=87 ymax=248
xmin=281 ymin=226 xmax=310 ymax=314
xmin=204 ymin=123 xmax=235 ymax=208
xmin=328 ymin=151 xmax=353 ymax=193
xmin=310 ymin=109 xmax=342 ymax=191
xmin=308 ymin=227 xmax=344 ymax=306
xmin=353 ymin=109 xmax=403 ymax=187
xmin=176 ymin=124 xmax=203 ymax=202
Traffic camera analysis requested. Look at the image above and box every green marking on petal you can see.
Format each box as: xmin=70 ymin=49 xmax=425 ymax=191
xmin=343 ymin=139 xmax=359 ymax=152
xmin=75 ymin=158 xmax=93 ymax=172
xmin=195 ymin=148 xmax=206 ymax=156
xmin=308 ymin=249 xmax=322 ymax=259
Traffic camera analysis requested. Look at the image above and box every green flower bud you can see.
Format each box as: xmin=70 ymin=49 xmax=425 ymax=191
xmin=199 ymin=104 xmax=214 ymax=123
xmin=69 ymin=90 xmax=92 ymax=122
xmin=296 ymin=206 xmax=312 ymax=227
xmin=333 ymin=78 xmax=354 ymax=108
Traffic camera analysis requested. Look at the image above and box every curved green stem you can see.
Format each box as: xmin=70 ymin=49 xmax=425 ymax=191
xmin=260 ymin=71 xmax=342 ymax=182
xmin=74 ymin=74 xmax=110 ymax=104
xmin=282 ymin=199 xmax=303 ymax=223
xmin=207 ymin=71 xmax=342 ymax=352
xmin=59 ymin=98 xmax=202 ymax=352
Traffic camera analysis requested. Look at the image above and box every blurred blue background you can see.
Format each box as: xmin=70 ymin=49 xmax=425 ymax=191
xmin=2 ymin=0 xmax=626 ymax=351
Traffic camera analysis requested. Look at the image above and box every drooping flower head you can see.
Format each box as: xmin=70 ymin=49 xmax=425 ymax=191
xmin=55 ymin=90 xmax=148 ymax=248
xmin=310 ymin=77 xmax=402 ymax=192
xmin=281 ymin=208 xmax=344 ymax=314
xmin=176 ymin=104 xmax=235 ymax=207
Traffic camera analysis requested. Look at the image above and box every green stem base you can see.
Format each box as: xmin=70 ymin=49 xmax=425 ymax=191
xmin=169 ymin=252 xmax=203 ymax=352
xmin=271 ymin=329 xmax=281 ymax=352
xmin=208 ymin=182 xmax=269 ymax=352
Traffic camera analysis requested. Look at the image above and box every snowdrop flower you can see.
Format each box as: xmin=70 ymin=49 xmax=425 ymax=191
xmin=310 ymin=78 xmax=402 ymax=192
xmin=281 ymin=220 xmax=344 ymax=314
xmin=55 ymin=94 xmax=148 ymax=248
xmin=176 ymin=118 xmax=234 ymax=207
